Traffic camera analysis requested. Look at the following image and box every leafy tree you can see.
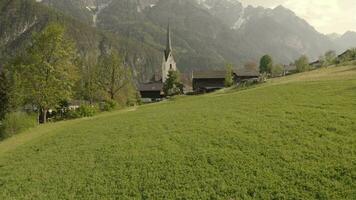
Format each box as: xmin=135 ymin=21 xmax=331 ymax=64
xmin=319 ymin=55 xmax=326 ymax=67
xmin=271 ymin=64 xmax=284 ymax=77
xmin=259 ymin=55 xmax=273 ymax=74
xmin=97 ymin=50 xmax=132 ymax=100
xmin=163 ymin=70 xmax=183 ymax=96
xmin=295 ymin=55 xmax=310 ymax=72
xmin=224 ymin=64 xmax=234 ymax=87
xmin=75 ymin=53 xmax=100 ymax=104
xmin=324 ymin=50 xmax=337 ymax=66
xmin=18 ymin=23 xmax=77 ymax=123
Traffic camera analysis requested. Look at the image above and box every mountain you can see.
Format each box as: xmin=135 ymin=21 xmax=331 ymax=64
xmin=333 ymin=31 xmax=356 ymax=52
xmin=2 ymin=0 xmax=354 ymax=79
xmin=0 ymin=0 xmax=162 ymax=81
xmin=37 ymin=0 xmax=342 ymax=70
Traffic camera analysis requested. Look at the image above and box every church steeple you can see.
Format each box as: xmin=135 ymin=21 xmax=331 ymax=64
xmin=164 ymin=23 xmax=172 ymax=60
xmin=161 ymin=22 xmax=177 ymax=83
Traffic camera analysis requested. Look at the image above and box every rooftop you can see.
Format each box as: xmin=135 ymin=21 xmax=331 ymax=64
xmin=138 ymin=82 xmax=163 ymax=92
xmin=192 ymin=68 xmax=259 ymax=79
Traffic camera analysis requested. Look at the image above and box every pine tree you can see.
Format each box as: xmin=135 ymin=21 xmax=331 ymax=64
xmin=163 ymin=70 xmax=183 ymax=96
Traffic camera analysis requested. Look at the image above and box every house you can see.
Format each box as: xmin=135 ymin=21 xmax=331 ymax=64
xmin=138 ymin=23 xmax=177 ymax=101
xmin=192 ymin=68 xmax=259 ymax=93
xmin=309 ymin=60 xmax=322 ymax=68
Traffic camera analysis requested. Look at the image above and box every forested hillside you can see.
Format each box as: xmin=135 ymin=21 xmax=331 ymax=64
xmin=0 ymin=0 xmax=161 ymax=81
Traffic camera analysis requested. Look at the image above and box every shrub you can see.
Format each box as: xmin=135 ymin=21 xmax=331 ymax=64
xmin=66 ymin=105 xmax=98 ymax=119
xmin=0 ymin=112 xmax=37 ymax=139
xmin=224 ymin=64 xmax=234 ymax=87
xmin=76 ymin=105 xmax=98 ymax=117
xmin=99 ymin=100 xmax=117 ymax=112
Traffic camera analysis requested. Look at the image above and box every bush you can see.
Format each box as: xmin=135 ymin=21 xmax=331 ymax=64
xmin=66 ymin=105 xmax=98 ymax=119
xmin=0 ymin=112 xmax=37 ymax=139
xmin=99 ymin=100 xmax=117 ymax=112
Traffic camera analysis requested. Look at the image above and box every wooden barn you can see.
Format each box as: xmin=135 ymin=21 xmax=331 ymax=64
xmin=192 ymin=70 xmax=227 ymax=93
xmin=138 ymin=82 xmax=164 ymax=102
xmin=192 ymin=69 xmax=259 ymax=93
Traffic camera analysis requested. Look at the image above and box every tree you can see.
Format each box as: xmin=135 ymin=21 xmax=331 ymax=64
xmin=324 ymin=50 xmax=337 ymax=66
xmin=271 ymin=64 xmax=284 ymax=77
xmin=75 ymin=53 xmax=100 ymax=104
xmin=338 ymin=48 xmax=356 ymax=63
xmin=0 ymin=71 xmax=9 ymax=120
xmin=97 ymin=50 xmax=131 ymax=100
xmin=295 ymin=55 xmax=310 ymax=72
xmin=19 ymin=23 xmax=77 ymax=123
xmin=163 ymin=70 xmax=183 ymax=96
xmin=224 ymin=64 xmax=234 ymax=87
xmin=259 ymin=55 xmax=273 ymax=74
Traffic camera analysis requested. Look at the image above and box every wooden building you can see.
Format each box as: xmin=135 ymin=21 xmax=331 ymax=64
xmin=138 ymin=82 xmax=164 ymax=102
xmin=192 ymin=70 xmax=227 ymax=93
xmin=192 ymin=69 xmax=259 ymax=93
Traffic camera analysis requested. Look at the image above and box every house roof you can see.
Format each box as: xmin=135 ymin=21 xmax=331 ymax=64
xmin=285 ymin=64 xmax=297 ymax=71
xmin=192 ymin=69 xmax=259 ymax=79
xmin=138 ymin=82 xmax=163 ymax=92
xmin=234 ymin=68 xmax=259 ymax=77
xmin=338 ymin=49 xmax=351 ymax=58
xmin=192 ymin=70 xmax=226 ymax=79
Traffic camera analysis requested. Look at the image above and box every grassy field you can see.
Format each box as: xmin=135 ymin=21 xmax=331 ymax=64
xmin=0 ymin=66 xmax=355 ymax=199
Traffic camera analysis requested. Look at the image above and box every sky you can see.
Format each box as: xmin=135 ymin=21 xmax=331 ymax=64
xmin=239 ymin=0 xmax=356 ymax=35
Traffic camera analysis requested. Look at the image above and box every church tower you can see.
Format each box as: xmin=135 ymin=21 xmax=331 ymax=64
xmin=161 ymin=23 xmax=177 ymax=83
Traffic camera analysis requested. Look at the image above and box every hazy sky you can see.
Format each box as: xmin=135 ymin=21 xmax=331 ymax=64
xmin=240 ymin=0 xmax=356 ymax=34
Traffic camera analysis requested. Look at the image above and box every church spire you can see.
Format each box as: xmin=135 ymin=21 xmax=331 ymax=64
xmin=164 ymin=23 xmax=172 ymax=60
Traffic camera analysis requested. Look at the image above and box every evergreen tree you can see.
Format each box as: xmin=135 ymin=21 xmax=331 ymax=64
xmin=18 ymin=23 xmax=77 ymax=123
xmin=259 ymin=55 xmax=273 ymax=74
xmin=163 ymin=70 xmax=183 ymax=96
xmin=224 ymin=64 xmax=234 ymax=87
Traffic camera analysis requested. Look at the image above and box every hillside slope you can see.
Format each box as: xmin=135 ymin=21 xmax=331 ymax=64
xmin=1 ymin=66 xmax=356 ymax=199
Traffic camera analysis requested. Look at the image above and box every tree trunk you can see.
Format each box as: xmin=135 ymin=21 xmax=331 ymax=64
xmin=42 ymin=109 xmax=47 ymax=124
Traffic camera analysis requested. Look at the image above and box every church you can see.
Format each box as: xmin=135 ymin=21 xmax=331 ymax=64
xmin=138 ymin=24 xmax=177 ymax=101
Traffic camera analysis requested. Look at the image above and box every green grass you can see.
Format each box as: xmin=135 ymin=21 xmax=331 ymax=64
xmin=1 ymin=66 xmax=356 ymax=199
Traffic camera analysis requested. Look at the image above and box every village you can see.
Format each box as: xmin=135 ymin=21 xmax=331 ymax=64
xmin=138 ymin=24 xmax=351 ymax=103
